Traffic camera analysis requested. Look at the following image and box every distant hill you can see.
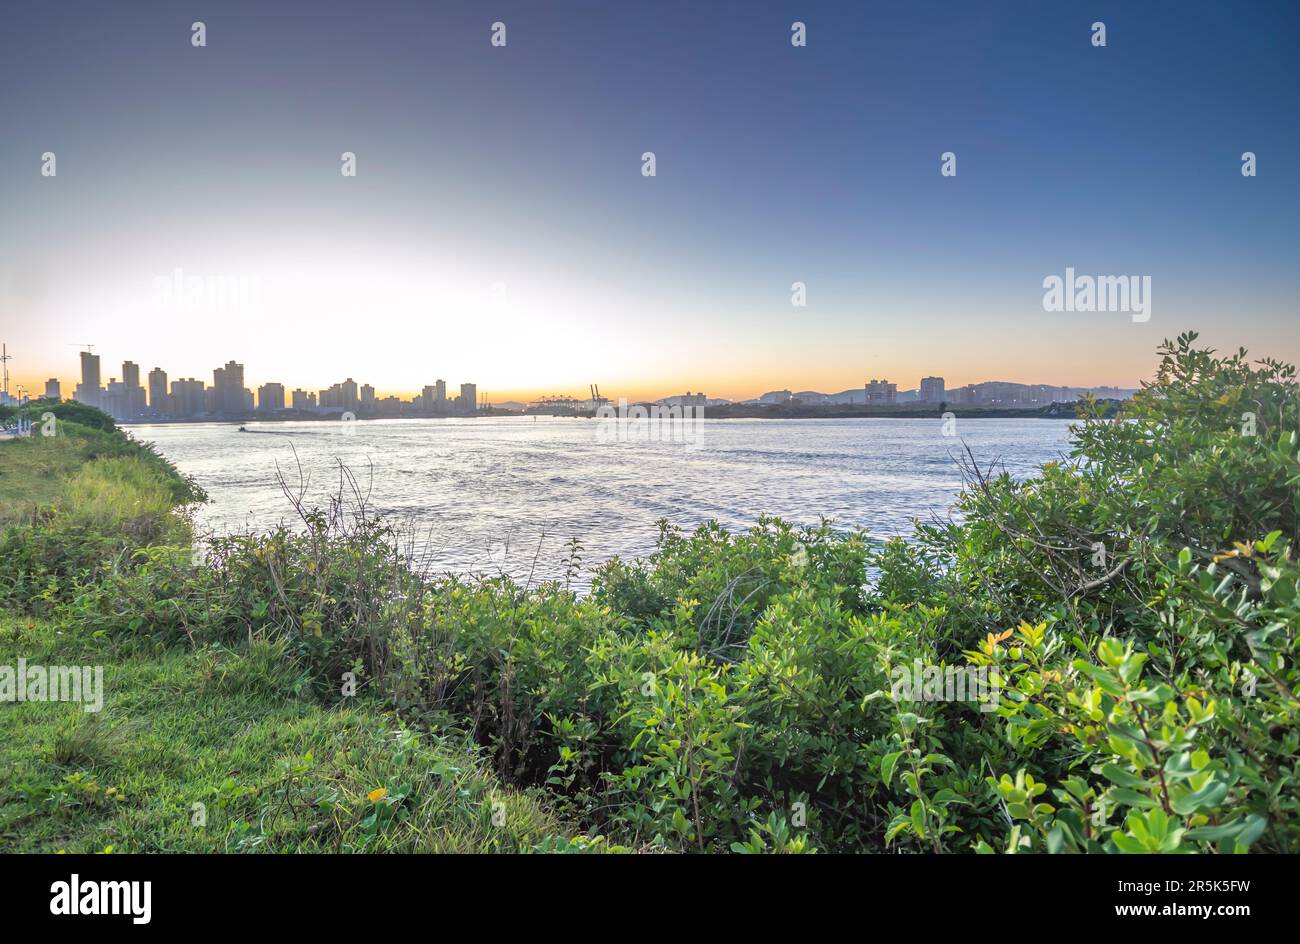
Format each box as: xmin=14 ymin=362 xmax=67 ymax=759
xmin=748 ymin=384 xmax=1135 ymax=406
xmin=751 ymin=388 xmax=919 ymax=405
xmin=655 ymin=395 xmax=732 ymax=407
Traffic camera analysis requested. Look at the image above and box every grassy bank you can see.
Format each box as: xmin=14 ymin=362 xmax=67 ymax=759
xmin=0 ymin=402 xmax=196 ymax=530
xmin=3 ymin=333 xmax=1298 ymax=853
xmin=0 ymin=617 xmax=575 ymax=852
xmin=0 ymin=412 xmax=589 ymax=853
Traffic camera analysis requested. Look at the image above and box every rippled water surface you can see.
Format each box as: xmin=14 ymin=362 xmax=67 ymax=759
xmin=129 ymin=417 xmax=1076 ymax=584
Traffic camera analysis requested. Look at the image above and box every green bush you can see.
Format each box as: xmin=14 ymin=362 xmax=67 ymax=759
xmin=0 ymin=399 xmax=117 ymax=434
xmin=12 ymin=333 xmax=1299 ymax=852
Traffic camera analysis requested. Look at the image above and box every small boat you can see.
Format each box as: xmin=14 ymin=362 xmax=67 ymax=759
xmin=237 ymin=425 xmax=248 ymax=432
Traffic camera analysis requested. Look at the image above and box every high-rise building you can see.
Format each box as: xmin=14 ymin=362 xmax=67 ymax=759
xmin=435 ymin=379 xmax=447 ymax=404
xmin=864 ymin=379 xmax=897 ymax=403
xmin=170 ymin=378 xmax=206 ymax=417
xmin=258 ymin=382 xmax=286 ymax=413
xmin=212 ymin=360 xmax=246 ymax=415
xmin=74 ymin=351 xmax=102 ymax=408
xmin=44 ymin=378 xmax=61 ymax=400
xmin=148 ymin=368 xmax=168 ymax=414
xmin=315 ymin=380 xmax=362 ymax=414
xmin=102 ymin=374 xmax=144 ymax=420
xmin=919 ymin=376 xmax=945 ymax=403
xmin=459 ymin=382 xmax=477 ymax=414
xmin=291 ymin=389 xmax=317 ymax=411
xmin=119 ymin=361 xmax=146 ymax=417
xmin=102 ymin=376 xmax=125 ymax=418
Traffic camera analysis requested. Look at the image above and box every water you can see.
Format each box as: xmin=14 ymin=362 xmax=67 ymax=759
xmin=127 ymin=416 xmax=1076 ymax=585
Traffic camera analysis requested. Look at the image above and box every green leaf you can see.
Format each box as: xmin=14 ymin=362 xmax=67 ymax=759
xmin=909 ymin=799 xmax=927 ymax=839
xmin=1076 ymin=662 xmax=1126 ymax=696
xmin=880 ymin=751 xmax=903 ymax=787
xmin=1111 ymin=831 xmax=1147 ymax=854
xmin=1110 ymin=787 xmax=1158 ymax=809
xmin=1236 ymin=815 xmax=1267 ymax=849
xmin=1100 ymin=764 xmax=1145 ymax=788
xmin=1170 ymin=779 xmax=1229 ymax=816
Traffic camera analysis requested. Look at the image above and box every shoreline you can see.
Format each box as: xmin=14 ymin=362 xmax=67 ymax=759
xmin=117 ymin=405 xmax=1095 ymax=427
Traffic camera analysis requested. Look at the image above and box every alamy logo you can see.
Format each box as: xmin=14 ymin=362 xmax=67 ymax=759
xmin=152 ymin=267 xmax=262 ymax=313
xmin=0 ymin=659 xmax=103 ymax=712
xmin=595 ymin=398 xmax=705 ymax=447
xmin=50 ymin=875 xmax=151 ymax=924
xmin=890 ymin=659 xmax=1001 ymax=712
xmin=1042 ymin=267 xmax=1150 ymax=322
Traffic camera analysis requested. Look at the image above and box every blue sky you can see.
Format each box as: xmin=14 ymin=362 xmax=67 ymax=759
xmin=2 ymin=0 xmax=1297 ymax=399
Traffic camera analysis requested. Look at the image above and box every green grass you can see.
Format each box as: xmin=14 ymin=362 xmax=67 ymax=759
xmin=60 ymin=455 xmax=191 ymax=541
xmin=0 ymin=615 xmax=591 ymax=852
xmin=0 ymin=433 xmax=90 ymax=525
xmin=0 ymin=418 xmax=204 ymax=531
xmin=2 ymin=420 xmax=591 ymax=853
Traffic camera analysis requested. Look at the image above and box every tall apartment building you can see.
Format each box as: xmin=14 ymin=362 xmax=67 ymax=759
xmin=459 ymin=382 xmax=477 ymax=414
xmin=74 ymin=351 xmax=102 ymax=408
xmin=102 ymin=377 xmax=142 ymax=420
xmin=148 ymin=368 xmax=168 ymax=414
xmin=340 ymin=378 xmax=359 ymax=413
xmin=170 ymin=378 xmax=206 ymax=417
xmin=258 ymin=382 xmax=286 ymax=413
xmin=918 ymin=376 xmax=945 ymax=403
xmin=864 ymin=378 xmax=897 ymax=403
xmin=211 ymin=360 xmax=246 ymax=415
xmin=120 ymin=361 xmax=146 ymax=417
xmin=44 ymin=378 xmax=61 ymax=400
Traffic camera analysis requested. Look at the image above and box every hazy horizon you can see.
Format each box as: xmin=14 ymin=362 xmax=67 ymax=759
xmin=12 ymin=343 xmax=1148 ymax=407
xmin=3 ymin=0 xmax=1298 ymax=401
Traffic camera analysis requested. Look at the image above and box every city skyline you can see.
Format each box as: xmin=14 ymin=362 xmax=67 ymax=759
xmin=0 ymin=343 xmax=1137 ymax=416
xmin=3 ymin=2 xmax=1297 ymax=400
xmin=42 ymin=348 xmax=481 ymax=420
xmin=2 ymin=1 xmax=1295 ymax=866
xmin=3 ymin=346 xmax=1150 ymax=408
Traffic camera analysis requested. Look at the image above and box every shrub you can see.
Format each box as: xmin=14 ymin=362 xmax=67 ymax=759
xmin=14 ymin=333 xmax=1299 ymax=853
xmin=0 ymin=420 xmax=202 ymax=613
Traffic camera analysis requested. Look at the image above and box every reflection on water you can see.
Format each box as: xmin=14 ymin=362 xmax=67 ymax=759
xmin=128 ymin=416 xmax=1076 ymax=586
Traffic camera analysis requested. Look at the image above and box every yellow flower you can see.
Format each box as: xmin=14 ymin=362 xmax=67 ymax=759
xmin=367 ymin=788 xmax=388 ymax=803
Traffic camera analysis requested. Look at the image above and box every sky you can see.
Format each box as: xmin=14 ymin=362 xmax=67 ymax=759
xmin=1 ymin=0 xmax=1297 ymax=402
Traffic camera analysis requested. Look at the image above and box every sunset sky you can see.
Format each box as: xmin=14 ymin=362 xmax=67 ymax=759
xmin=2 ymin=1 xmax=1297 ymax=402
